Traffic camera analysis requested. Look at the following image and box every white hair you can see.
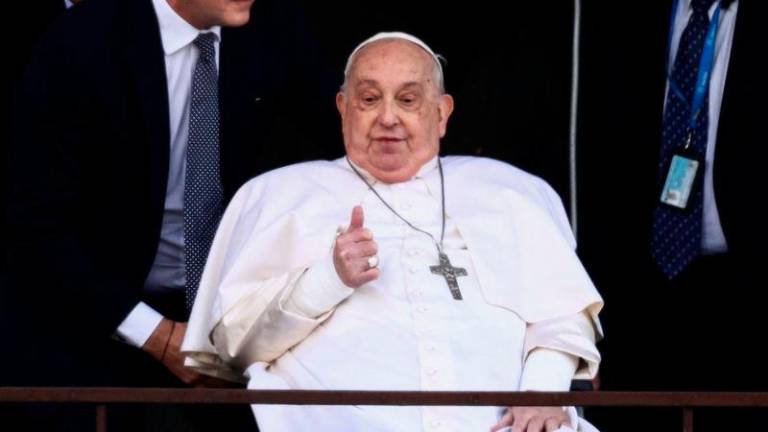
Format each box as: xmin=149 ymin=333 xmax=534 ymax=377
xmin=341 ymin=31 xmax=446 ymax=95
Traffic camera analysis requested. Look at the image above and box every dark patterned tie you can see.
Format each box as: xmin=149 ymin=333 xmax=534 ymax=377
xmin=651 ymin=0 xmax=715 ymax=279
xmin=184 ymin=33 xmax=224 ymax=314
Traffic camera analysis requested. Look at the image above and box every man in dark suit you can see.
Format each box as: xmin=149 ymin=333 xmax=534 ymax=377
xmin=576 ymin=1 xmax=766 ymax=430
xmin=3 ymin=0 xmax=337 ymax=430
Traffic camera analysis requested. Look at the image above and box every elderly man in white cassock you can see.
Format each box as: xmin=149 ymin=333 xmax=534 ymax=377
xmin=182 ymin=32 xmax=603 ymax=432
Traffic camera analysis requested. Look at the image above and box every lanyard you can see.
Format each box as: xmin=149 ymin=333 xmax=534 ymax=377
xmin=667 ymin=0 xmax=722 ymax=146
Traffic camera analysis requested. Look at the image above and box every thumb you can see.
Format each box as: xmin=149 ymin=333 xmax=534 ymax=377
xmin=348 ymin=205 xmax=364 ymax=231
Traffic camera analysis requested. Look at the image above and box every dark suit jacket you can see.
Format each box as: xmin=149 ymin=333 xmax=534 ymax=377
xmin=576 ymin=0 xmax=767 ymax=393
xmin=3 ymin=0 xmax=338 ymax=387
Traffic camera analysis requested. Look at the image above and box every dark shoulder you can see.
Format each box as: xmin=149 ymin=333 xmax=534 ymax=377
xmin=30 ymin=0 xmax=155 ymax=67
xmin=39 ymin=0 xmax=121 ymax=49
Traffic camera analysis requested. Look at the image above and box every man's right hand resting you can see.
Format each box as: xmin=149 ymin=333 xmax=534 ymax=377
xmin=143 ymin=318 xmax=236 ymax=387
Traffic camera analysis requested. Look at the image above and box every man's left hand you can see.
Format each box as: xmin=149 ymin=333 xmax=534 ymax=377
xmin=490 ymin=406 xmax=571 ymax=432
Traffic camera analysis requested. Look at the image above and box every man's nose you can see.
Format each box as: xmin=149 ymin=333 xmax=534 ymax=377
xmin=377 ymin=101 xmax=400 ymax=128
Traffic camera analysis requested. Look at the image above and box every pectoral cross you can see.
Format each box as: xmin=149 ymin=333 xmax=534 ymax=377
xmin=430 ymin=252 xmax=467 ymax=300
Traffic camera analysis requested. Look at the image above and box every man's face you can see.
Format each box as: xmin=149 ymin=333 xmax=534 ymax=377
xmin=168 ymin=0 xmax=254 ymax=29
xmin=337 ymin=40 xmax=454 ymax=183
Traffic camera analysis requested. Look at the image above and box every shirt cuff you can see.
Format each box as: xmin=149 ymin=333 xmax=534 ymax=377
xmin=115 ymin=302 xmax=164 ymax=348
xmin=519 ymin=347 xmax=579 ymax=391
xmin=282 ymin=254 xmax=354 ymax=319
xmin=523 ymin=311 xmax=600 ymax=381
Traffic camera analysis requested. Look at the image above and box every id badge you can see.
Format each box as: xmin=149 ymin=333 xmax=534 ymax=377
xmin=659 ymin=150 xmax=702 ymax=210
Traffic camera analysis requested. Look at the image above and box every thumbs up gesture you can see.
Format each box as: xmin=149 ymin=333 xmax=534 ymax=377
xmin=333 ymin=206 xmax=380 ymax=288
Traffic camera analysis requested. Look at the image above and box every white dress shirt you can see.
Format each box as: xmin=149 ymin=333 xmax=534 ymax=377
xmin=668 ymin=0 xmax=738 ymax=253
xmin=116 ymin=0 xmax=221 ymax=347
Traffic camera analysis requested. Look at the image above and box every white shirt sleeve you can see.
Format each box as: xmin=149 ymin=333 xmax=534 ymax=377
xmin=520 ymin=348 xmax=579 ymax=391
xmin=513 ymin=311 xmax=601 ymax=432
xmin=211 ymin=255 xmax=356 ymax=367
xmin=523 ymin=310 xmax=600 ymax=380
xmin=115 ymin=302 xmax=164 ymax=348
xmin=283 ymin=254 xmax=354 ymax=319
xmin=516 ymin=348 xmax=591 ymax=432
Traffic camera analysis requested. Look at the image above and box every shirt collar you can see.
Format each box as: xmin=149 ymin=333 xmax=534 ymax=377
xmin=414 ymin=156 xmax=439 ymax=179
xmin=152 ymin=0 xmax=221 ymax=56
xmin=682 ymin=0 xmax=731 ymax=15
xmin=341 ymin=156 xmax=440 ymax=185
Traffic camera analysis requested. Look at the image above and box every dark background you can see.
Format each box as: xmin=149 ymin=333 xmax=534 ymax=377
xmin=12 ymin=1 xmax=766 ymax=430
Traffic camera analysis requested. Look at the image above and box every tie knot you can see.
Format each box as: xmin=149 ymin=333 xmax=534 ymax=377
xmin=691 ymin=0 xmax=716 ymax=13
xmin=193 ymin=32 xmax=217 ymax=63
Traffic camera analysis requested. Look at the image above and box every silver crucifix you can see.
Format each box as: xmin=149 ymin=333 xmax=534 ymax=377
xmin=430 ymin=252 xmax=467 ymax=300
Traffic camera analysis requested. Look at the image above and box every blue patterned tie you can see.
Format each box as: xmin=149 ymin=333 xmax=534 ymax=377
xmin=651 ymin=0 xmax=715 ymax=279
xmin=184 ymin=33 xmax=224 ymax=314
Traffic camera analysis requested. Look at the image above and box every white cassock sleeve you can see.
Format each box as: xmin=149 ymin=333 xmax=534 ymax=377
xmin=209 ymin=251 xmax=358 ymax=370
xmin=210 ymin=256 xmax=353 ymax=370
xmin=523 ymin=310 xmax=600 ymax=382
xmin=283 ymin=253 xmax=354 ymax=318
xmin=504 ymin=310 xmax=600 ymax=432
xmin=180 ymin=175 xmax=347 ymax=379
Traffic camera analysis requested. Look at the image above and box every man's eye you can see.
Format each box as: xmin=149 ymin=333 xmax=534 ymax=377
xmin=361 ymin=95 xmax=379 ymax=104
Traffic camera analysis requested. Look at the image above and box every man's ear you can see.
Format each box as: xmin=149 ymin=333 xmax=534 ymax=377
xmin=437 ymin=94 xmax=454 ymax=138
xmin=336 ymin=92 xmax=347 ymax=120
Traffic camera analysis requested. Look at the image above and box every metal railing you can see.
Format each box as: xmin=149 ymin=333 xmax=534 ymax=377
xmin=3 ymin=388 xmax=768 ymax=432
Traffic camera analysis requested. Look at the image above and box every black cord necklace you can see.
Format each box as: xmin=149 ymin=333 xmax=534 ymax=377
xmin=346 ymin=157 xmax=467 ymax=300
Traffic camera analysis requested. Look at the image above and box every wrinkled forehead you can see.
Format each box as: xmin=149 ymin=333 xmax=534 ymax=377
xmin=348 ymin=41 xmax=436 ymax=89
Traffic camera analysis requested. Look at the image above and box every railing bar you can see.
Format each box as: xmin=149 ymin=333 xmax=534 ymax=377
xmin=2 ymin=389 xmax=768 ymax=408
